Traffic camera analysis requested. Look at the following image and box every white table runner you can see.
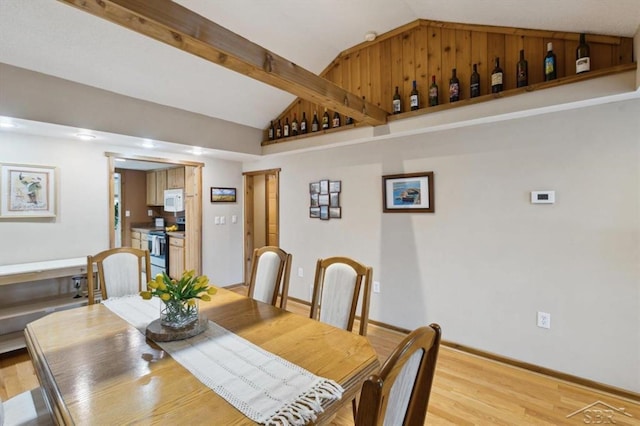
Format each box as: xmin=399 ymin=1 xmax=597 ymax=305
xmin=102 ymin=296 xmax=343 ymax=425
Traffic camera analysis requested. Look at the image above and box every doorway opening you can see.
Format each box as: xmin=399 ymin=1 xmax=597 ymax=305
xmin=243 ymin=168 xmax=281 ymax=284
xmin=106 ymin=153 xmax=205 ymax=274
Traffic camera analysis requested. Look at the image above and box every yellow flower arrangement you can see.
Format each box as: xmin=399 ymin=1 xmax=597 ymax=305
xmin=140 ymin=270 xmax=217 ymax=328
xmin=140 ymin=270 xmax=217 ymax=302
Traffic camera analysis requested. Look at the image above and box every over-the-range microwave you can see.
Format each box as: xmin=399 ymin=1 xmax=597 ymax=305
xmin=164 ymin=188 xmax=184 ymax=212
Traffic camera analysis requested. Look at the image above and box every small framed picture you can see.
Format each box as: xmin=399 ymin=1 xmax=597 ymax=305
xmin=211 ymin=187 xmax=236 ymax=202
xmin=318 ymin=194 xmax=329 ymax=206
xmin=309 ymin=182 xmax=320 ymax=194
xmin=382 ymin=172 xmax=434 ymax=213
xmin=329 ymin=207 xmax=341 ymax=218
xmin=320 ymin=179 xmax=329 ymax=195
xmin=319 ymin=205 xmax=329 ymax=220
xmin=310 ymin=207 xmax=320 ymax=218
xmin=310 ymin=193 xmax=319 ymax=207
xmin=329 ymin=180 xmax=341 ymax=193
xmin=330 ymin=192 xmax=340 ymax=207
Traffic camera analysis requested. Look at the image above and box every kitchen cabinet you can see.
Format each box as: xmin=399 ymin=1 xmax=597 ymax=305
xmin=146 ymin=169 xmax=167 ymax=206
xmin=131 ymin=230 xmax=141 ymax=249
xmin=168 ymin=236 xmax=185 ymax=279
xmin=167 ymin=167 xmax=185 ymax=189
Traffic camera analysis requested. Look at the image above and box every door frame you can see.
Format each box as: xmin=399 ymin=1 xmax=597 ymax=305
xmin=106 ymin=152 xmax=205 ymax=273
xmin=243 ymin=168 xmax=281 ymax=284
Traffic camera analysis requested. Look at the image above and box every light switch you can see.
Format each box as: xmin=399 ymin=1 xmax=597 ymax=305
xmin=125 ymin=210 xmax=131 ymax=217
xmin=147 ymin=210 xmax=153 ymax=216
xmin=214 ymin=216 xmax=220 ymax=225
xmin=220 ymin=216 xmax=226 ymax=225
xmin=531 ymin=191 xmax=555 ymax=204
xmin=231 ymin=215 xmax=237 ymax=224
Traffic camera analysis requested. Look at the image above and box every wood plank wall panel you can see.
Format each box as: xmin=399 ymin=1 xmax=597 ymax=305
xmin=265 ymin=20 xmax=634 ymax=141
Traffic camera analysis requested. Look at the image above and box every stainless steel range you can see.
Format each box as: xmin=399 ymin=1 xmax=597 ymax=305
xmin=148 ymin=231 xmax=167 ymax=278
xmin=148 ymin=217 xmax=185 ymax=278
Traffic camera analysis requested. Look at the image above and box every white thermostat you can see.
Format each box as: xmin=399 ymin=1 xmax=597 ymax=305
xmin=531 ymin=191 xmax=555 ymax=204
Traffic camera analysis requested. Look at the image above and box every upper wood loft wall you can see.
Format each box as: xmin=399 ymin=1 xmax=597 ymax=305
xmin=263 ymin=19 xmax=634 ymax=144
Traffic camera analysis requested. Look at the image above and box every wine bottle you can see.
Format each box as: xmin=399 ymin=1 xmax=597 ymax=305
xmin=491 ymin=57 xmax=503 ymax=93
xmin=428 ymin=75 xmax=439 ymax=106
xmin=470 ymin=64 xmax=480 ymax=98
xmin=291 ymin=113 xmax=299 ymax=136
xmin=544 ymin=42 xmax=557 ymax=81
xmin=268 ymin=120 xmax=275 ymax=140
xmin=283 ymin=117 xmax=290 ymax=137
xmin=516 ymin=49 xmax=528 ymax=88
xmin=322 ymin=108 xmax=330 ymax=129
xmin=332 ymin=111 xmax=341 ymax=128
xmin=300 ymin=112 xmax=308 ymax=134
xmin=392 ymin=86 xmax=402 ymax=114
xmin=276 ymin=119 xmax=282 ymax=139
xmin=449 ymin=68 xmax=460 ymax=102
xmin=576 ymin=33 xmax=590 ymax=74
xmin=311 ymin=111 xmax=319 ymax=132
xmin=409 ymin=80 xmax=419 ymax=110
xmin=345 ymin=116 xmax=353 ymax=125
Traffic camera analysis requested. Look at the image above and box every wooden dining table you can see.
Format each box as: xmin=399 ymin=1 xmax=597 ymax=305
xmin=24 ymin=286 xmax=379 ymax=425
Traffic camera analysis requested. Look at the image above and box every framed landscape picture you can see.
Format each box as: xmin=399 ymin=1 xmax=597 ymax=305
xmin=0 ymin=164 xmax=56 ymax=218
xmin=211 ymin=187 xmax=236 ymax=202
xmin=382 ymin=171 xmax=434 ymax=213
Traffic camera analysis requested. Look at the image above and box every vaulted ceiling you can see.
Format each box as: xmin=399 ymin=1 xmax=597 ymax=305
xmin=1 ymin=0 xmax=639 ymax=133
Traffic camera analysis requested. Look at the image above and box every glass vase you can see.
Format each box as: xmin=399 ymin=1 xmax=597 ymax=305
xmin=160 ymin=298 xmax=199 ymax=329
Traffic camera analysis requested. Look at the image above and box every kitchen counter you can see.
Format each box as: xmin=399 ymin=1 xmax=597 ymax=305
xmin=167 ymin=232 xmax=185 ymax=239
xmin=131 ymin=226 xmax=165 ymax=233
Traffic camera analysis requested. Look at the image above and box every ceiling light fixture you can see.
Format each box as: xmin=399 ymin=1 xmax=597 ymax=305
xmin=0 ymin=121 xmax=17 ymax=129
xmin=75 ymin=132 xmax=96 ymax=141
xmin=142 ymin=139 xmax=155 ymax=148
xmin=191 ymin=147 xmax=204 ymax=155
xmin=364 ymin=31 xmax=377 ymax=42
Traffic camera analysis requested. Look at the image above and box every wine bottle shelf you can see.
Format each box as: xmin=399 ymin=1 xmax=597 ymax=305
xmin=262 ymin=63 xmax=636 ymax=145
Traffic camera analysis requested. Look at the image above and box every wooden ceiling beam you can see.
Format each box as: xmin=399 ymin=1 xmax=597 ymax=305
xmin=57 ymin=0 xmax=388 ymax=126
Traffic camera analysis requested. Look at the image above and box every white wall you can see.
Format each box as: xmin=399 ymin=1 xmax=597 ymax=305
xmin=244 ymin=98 xmax=640 ymax=392
xmin=0 ymin=132 xmax=245 ymax=287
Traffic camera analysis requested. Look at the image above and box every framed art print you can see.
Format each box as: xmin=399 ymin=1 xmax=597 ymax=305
xmin=0 ymin=164 xmax=56 ymax=218
xmin=382 ymin=171 xmax=434 ymax=213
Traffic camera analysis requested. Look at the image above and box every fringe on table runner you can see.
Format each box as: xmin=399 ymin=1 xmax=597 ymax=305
xmin=263 ymin=379 xmax=344 ymax=426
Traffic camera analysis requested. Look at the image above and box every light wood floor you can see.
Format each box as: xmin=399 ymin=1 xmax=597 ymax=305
xmin=2 ymin=288 xmax=639 ymax=425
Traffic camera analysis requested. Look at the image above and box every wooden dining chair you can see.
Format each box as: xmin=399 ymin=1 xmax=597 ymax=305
xmin=86 ymin=247 xmax=151 ymax=304
xmin=247 ymin=246 xmax=292 ymax=309
xmin=309 ymin=256 xmax=372 ymax=336
xmin=355 ymin=324 xmax=442 ymax=426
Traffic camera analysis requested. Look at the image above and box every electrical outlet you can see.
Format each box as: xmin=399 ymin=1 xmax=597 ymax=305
xmin=147 ymin=209 xmax=153 ymax=216
xmin=297 ymin=267 xmax=303 ymax=278
xmin=214 ymin=216 xmax=220 ymax=225
xmin=537 ymin=311 xmax=551 ymax=329
xmin=231 ymin=215 xmax=237 ymax=224
xmin=373 ymin=281 xmax=381 ymax=293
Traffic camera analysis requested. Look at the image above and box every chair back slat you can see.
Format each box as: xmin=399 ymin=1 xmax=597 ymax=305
xmin=310 ymin=256 xmax=372 ymax=336
xmin=356 ymin=324 xmax=441 ymax=426
xmin=319 ymin=263 xmax=358 ymax=329
xmin=247 ymin=246 xmax=292 ymax=309
xmin=87 ymin=247 xmax=151 ymax=304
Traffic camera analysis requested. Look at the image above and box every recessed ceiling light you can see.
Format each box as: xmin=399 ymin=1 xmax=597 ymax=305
xmin=142 ymin=139 xmax=155 ymax=148
xmin=75 ymin=132 xmax=96 ymax=141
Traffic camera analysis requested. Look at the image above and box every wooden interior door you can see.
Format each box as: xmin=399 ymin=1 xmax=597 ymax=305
xmin=243 ymin=169 xmax=280 ymax=284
